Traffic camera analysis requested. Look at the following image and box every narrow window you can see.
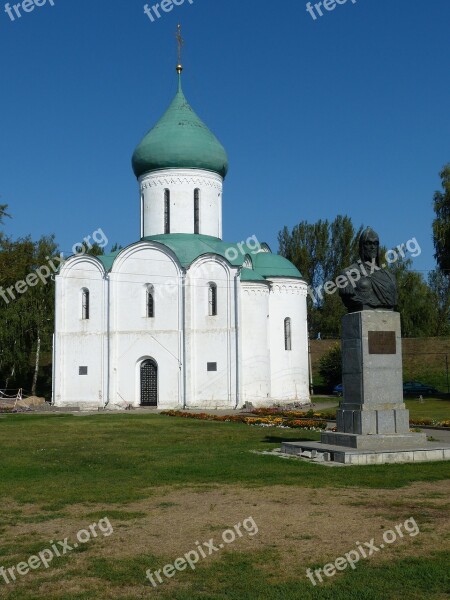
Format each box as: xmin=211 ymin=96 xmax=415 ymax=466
xmin=146 ymin=285 xmax=155 ymax=318
xmin=194 ymin=188 xmax=200 ymax=234
xmin=164 ymin=189 xmax=170 ymax=234
xmin=208 ymin=283 xmax=217 ymax=316
xmin=284 ymin=318 xmax=292 ymax=351
xmin=82 ymin=288 xmax=90 ymax=320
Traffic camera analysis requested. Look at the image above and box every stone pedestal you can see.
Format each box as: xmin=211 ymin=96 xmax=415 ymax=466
xmin=321 ymin=311 xmax=426 ymax=449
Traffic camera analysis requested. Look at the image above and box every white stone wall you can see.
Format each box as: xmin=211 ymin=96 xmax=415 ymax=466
xmin=54 ymin=257 xmax=107 ymax=409
xmin=53 ymin=248 xmax=310 ymax=410
xmin=268 ymin=279 xmax=310 ymax=402
xmin=108 ymin=242 xmax=183 ymax=409
xmin=139 ymin=168 xmax=223 ymax=238
xmin=185 ymin=255 xmax=239 ymax=408
xmin=240 ymin=282 xmax=271 ymax=404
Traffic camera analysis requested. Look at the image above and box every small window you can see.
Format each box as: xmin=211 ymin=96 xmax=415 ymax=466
xmin=81 ymin=288 xmax=90 ymax=320
xmin=164 ymin=189 xmax=170 ymax=234
xmin=79 ymin=366 xmax=88 ymax=375
xmin=207 ymin=362 xmax=217 ymax=372
xmin=208 ymin=283 xmax=217 ymax=316
xmin=284 ymin=317 xmax=292 ymax=351
xmin=194 ymin=188 xmax=200 ymax=234
xmin=146 ymin=285 xmax=155 ymax=318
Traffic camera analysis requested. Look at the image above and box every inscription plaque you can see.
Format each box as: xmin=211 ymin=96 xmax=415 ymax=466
xmin=368 ymin=331 xmax=396 ymax=354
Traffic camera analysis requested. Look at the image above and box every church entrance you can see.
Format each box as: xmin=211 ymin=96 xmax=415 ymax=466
xmin=140 ymin=359 xmax=158 ymax=406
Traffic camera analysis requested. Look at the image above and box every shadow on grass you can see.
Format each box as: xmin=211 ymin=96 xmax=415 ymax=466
xmin=261 ymin=435 xmax=316 ymax=444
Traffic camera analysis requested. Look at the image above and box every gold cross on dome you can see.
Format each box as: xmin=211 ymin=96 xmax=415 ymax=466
xmin=176 ymin=24 xmax=184 ymax=73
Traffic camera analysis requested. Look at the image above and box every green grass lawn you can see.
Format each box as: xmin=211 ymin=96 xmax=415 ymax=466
xmin=311 ymin=397 xmax=450 ymax=422
xmin=406 ymin=398 xmax=450 ymax=421
xmin=0 ymin=413 xmax=449 ymax=506
xmin=0 ymin=414 xmax=448 ymax=599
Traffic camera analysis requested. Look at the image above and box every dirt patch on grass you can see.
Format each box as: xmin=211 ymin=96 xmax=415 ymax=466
xmin=1 ymin=480 xmax=449 ymax=597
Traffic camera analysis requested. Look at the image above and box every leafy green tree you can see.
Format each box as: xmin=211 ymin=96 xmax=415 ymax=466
xmin=278 ymin=216 xmax=362 ymax=337
xmin=433 ymin=164 xmax=450 ymax=272
xmin=0 ymin=235 xmax=58 ymax=395
xmin=318 ymin=343 xmax=342 ymax=389
xmin=388 ymin=258 xmax=437 ymax=337
xmin=428 ymin=269 xmax=450 ymax=336
xmin=84 ymin=242 xmax=106 ymax=257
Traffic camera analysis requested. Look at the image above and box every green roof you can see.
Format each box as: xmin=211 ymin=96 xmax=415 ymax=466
xmin=240 ymin=267 xmax=267 ymax=282
xmin=132 ymin=77 xmax=229 ymax=179
xmin=96 ymin=234 xmax=303 ymax=282
xmin=97 ymin=250 xmax=121 ymax=272
xmin=251 ymin=252 xmax=303 ymax=279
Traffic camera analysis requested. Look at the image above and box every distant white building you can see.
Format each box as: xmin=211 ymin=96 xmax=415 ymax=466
xmin=52 ymin=68 xmax=309 ymax=410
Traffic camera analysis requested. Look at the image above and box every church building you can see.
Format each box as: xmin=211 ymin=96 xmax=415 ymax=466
xmin=52 ymin=57 xmax=310 ymax=410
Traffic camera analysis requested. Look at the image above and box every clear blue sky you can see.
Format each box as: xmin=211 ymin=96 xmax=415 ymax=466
xmin=1 ymin=0 xmax=449 ymax=276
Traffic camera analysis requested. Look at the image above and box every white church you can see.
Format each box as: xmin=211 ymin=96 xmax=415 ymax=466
xmin=52 ymin=61 xmax=310 ymax=410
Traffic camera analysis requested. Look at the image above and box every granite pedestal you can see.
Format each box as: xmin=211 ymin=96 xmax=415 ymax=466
xmin=322 ymin=311 xmax=426 ymax=450
xmin=280 ymin=311 xmax=450 ymax=465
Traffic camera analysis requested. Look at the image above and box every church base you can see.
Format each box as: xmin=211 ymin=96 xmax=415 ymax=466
xmin=320 ymin=430 xmax=427 ymax=450
xmin=280 ymin=440 xmax=450 ymax=465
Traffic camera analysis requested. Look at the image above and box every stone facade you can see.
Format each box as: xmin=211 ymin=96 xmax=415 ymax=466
xmin=53 ymin=169 xmax=310 ymax=409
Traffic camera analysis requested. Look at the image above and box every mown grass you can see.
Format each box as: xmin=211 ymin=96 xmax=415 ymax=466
xmin=406 ymin=398 xmax=450 ymax=421
xmin=0 ymin=414 xmax=449 ymax=599
xmin=310 ymin=397 xmax=450 ymax=421
xmin=0 ymin=414 xmax=449 ymax=508
xmin=2 ymin=548 xmax=448 ymax=600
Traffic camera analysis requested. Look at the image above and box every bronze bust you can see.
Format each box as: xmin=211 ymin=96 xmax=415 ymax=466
xmin=339 ymin=227 xmax=397 ymax=312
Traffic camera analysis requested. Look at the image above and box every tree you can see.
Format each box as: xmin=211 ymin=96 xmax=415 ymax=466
xmin=278 ymin=216 xmax=362 ymax=337
xmin=0 ymin=235 xmax=58 ymax=395
xmin=428 ymin=269 xmax=450 ymax=336
xmin=0 ymin=203 xmax=10 ymax=245
xmin=84 ymin=242 xmax=106 ymax=257
xmin=0 ymin=204 xmax=10 ymax=225
xmin=318 ymin=343 xmax=342 ymax=389
xmin=388 ymin=258 xmax=437 ymax=337
xmin=433 ymin=164 xmax=450 ymax=273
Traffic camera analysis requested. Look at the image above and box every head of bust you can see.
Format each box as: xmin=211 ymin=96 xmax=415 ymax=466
xmin=359 ymin=227 xmax=380 ymax=266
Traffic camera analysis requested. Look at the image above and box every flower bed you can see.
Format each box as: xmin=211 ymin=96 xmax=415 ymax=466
xmin=250 ymin=408 xmax=450 ymax=429
xmin=160 ymin=411 xmax=327 ymax=430
xmin=409 ymin=418 xmax=450 ymax=428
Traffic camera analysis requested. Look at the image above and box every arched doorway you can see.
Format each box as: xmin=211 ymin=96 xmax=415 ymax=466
xmin=140 ymin=359 xmax=158 ymax=406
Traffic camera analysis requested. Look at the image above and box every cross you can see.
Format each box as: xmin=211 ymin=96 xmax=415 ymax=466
xmin=176 ymin=24 xmax=184 ymax=72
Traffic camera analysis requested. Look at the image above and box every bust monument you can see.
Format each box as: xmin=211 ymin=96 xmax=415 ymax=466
xmin=339 ymin=227 xmax=397 ymax=312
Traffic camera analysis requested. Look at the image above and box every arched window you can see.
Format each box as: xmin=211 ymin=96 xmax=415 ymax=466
xmin=208 ymin=283 xmax=217 ymax=316
xmin=146 ymin=285 xmax=155 ymax=318
xmin=284 ymin=318 xmax=292 ymax=351
xmin=164 ymin=189 xmax=170 ymax=234
xmin=194 ymin=188 xmax=200 ymax=234
xmin=81 ymin=288 xmax=90 ymax=320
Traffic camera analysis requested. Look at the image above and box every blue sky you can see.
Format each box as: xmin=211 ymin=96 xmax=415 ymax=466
xmin=1 ymin=0 xmax=449 ymax=276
